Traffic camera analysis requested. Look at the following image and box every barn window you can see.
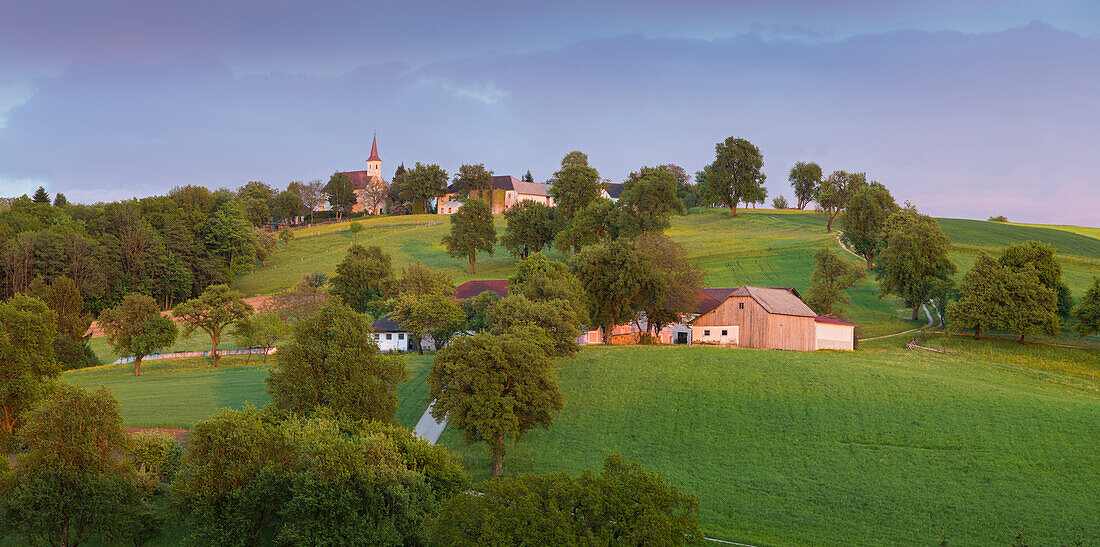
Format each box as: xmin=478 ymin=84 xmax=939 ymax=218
xmin=739 ymin=303 xmax=744 ymax=309
xmin=703 ymin=330 xmax=710 ymax=336
xmin=721 ymin=329 xmax=728 ymax=336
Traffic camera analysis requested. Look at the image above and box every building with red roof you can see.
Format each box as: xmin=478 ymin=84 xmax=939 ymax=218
xmin=334 ymin=136 xmax=388 ymax=214
xmin=451 ymin=280 xmax=509 ymax=300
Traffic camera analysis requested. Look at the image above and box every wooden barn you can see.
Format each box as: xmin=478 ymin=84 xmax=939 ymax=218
xmin=690 ymin=286 xmax=820 ymax=351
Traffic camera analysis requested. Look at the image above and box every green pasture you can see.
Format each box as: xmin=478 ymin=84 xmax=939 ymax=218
xmin=87 ymin=329 xmax=233 ymax=365
xmin=438 ymin=344 xmax=1100 ymax=545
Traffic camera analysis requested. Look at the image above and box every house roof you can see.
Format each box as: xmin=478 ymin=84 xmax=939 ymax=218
xmin=444 ymin=175 xmax=551 ymax=197
xmin=338 ymin=170 xmax=385 ymax=191
xmin=815 ymin=316 xmax=857 ymax=327
xmin=694 ymin=289 xmax=723 ymax=315
xmin=731 ymin=286 xmax=816 ymax=317
xmin=372 ymin=314 xmax=405 ymax=332
xmin=604 ymin=183 xmax=625 ymax=199
xmin=452 ymin=280 xmax=509 ymax=300
xmin=367 ymin=136 xmax=381 ymax=162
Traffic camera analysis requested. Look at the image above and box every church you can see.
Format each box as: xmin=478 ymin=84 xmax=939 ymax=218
xmin=335 ymin=136 xmax=388 ymax=214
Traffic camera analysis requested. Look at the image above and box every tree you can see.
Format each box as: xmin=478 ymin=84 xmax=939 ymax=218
xmin=173 ymin=284 xmax=254 ymax=367
xmin=988 ymin=215 xmax=1008 ymax=222
xmin=52 ymin=193 xmax=68 ymax=207
xmin=298 ymin=179 xmax=326 ymax=224
xmin=252 ymin=227 xmax=278 ymax=266
xmin=392 ymin=262 xmax=454 ymax=297
xmin=548 ymin=151 xmax=603 ymax=217
xmin=487 ymin=295 xmax=583 ymax=356
xmin=31 ymin=186 xmax=50 ymax=204
xmin=324 ymin=172 xmax=356 ymax=220
xmin=788 ymin=161 xmax=822 ymax=210
xmin=388 ymin=163 xmax=410 ymax=214
xmin=772 ymin=195 xmax=789 ymax=209
xmin=98 ymin=294 xmax=178 ymax=376
xmin=875 ymin=209 xmax=956 ymax=320
xmin=28 ymin=276 xmax=99 ymax=371
xmin=1074 ymin=277 xmax=1100 ymax=337
xmin=501 ymin=200 xmax=559 ymax=259
xmin=816 ymin=170 xmax=866 ymax=232
xmin=634 ymin=233 xmax=704 ymax=337
xmin=230 ymin=311 xmax=288 ymax=364
xmin=201 ymin=201 xmax=257 ymax=277
xmin=400 ymin=162 xmax=449 ymax=214
xmin=0 ymin=295 xmax=58 ymax=450
xmin=703 ymin=137 xmax=767 ymax=218
xmin=267 ymin=301 xmax=407 ymax=421
xmin=509 ymin=253 xmax=588 ymax=322
xmin=553 ymin=198 xmax=615 ymax=255
xmin=999 ymin=240 xmax=1073 ymax=320
xmin=329 ymin=244 xmax=394 ymax=313
xmin=428 ymin=332 xmax=563 ymax=476
xmin=840 ymin=182 xmax=899 ymax=269
xmin=349 ymin=220 xmax=363 ymax=240
xmin=573 ymin=239 xmax=647 ymax=342
xmin=442 ymin=198 xmax=496 ymax=274
xmin=238 ymin=181 xmax=276 ymax=227
xmin=999 ymin=263 xmax=1060 ymax=342
xmin=947 ymin=253 xmax=1008 ymax=339
xmin=452 ymin=163 xmax=495 ymax=201
xmin=391 ymin=292 xmax=466 ymax=354
xmin=806 ymin=247 xmax=866 ymax=317
xmin=427 ymin=453 xmax=702 ymax=545
xmin=615 ymin=165 xmax=686 ymax=237
xmin=270 ymin=190 xmax=304 ymax=225
xmin=278 ymin=226 xmax=294 ymax=246
xmin=523 ymin=170 xmax=534 ymax=183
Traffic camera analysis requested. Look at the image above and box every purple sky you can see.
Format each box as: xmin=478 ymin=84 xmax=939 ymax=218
xmin=1 ymin=1 xmax=1098 ymax=225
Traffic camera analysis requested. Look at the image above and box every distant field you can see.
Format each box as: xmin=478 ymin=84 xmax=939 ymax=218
xmin=438 ymin=344 xmax=1100 ymax=545
xmin=1009 ymin=222 xmax=1100 ymax=241
xmin=64 ymin=353 xmax=435 ymax=430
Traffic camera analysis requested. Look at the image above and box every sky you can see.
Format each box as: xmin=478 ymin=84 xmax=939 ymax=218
xmin=1 ymin=1 xmax=1098 ymax=225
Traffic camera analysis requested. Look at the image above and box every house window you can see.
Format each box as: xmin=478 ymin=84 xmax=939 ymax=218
xmin=398 ymin=333 xmax=405 ymax=340
xmin=703 ymin=330 xmax=710 ymax=336
xmin=386 ymin=333 xmax=392 ymax=340
xmin=721 ymin=330 xmax=728 ymax=336
xmin=739 ymin=303 xmax=744 ymax=310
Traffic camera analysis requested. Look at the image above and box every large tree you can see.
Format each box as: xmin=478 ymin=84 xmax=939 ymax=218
xmin=788 ymin=161 xmax=823 ymax=210
xmin=573 ymin=239 xmax=648 ymax=342
xmin=875 ymin=209 xmax=956 ymax=320
xmin=634 ymin=233 xmax=703 ymax=337
xmin=428 ymin=332 xmax=563 ymax=477
xmin=509 ymin=252 xmax=588 ymax=322
xmin=230 ymin=311 xmax=287 ymax=364
xmin=270 ymin=189 xmax=304 ymax=225
xmin=553 ymin=198 xmax=615 ymax=255
xmin=806 ymin=247 xmax=866 ymax=317
xmin=1074 ymin=277 xmax=1100 ymax=337
xmin=703 ymin=137 xmax=767 ymax=218
xmin=98 ymin=294 xmax=178 ymax=376
xmin=816 ymin=170 xmax=866 ymax=232
xmin=947 ymin=253 xmax=1008 ymax=339
xmin=324 ymin=172 xmax=356 ymax=220
xmin=297 ymin=179 xmax=326 ymax=224
xmin=0 ymin=294 xmax=58 ymax=450
xmin=400 ymin=162 xmax=449 ymax=214
xmin=451 ymin=163 xmax=495 ymax=202
xmin=442 ymin=198 xmax=496 ymax=274
xmin=616 ymin=165 xmax=686 ymax=237
xmin=486 ymin=295 xmax=584 ymax=357
xmin=267 ymin=301 xmax=407 ymax=421
xmin=840 ymin=182 xmax=899 ymax=269
xmin=999 ymin=240 xmax=1073 ymax=321
xmin=360 ymin=175 xmax=388 ymax=214
xmin=391 ymin=262 xmax=454 ymax=297
xmin=201 ymin=201 xmax=258 ymax=277
xmin=329 ymin=244 xmax=394 ymax=313
xmin=28 ymin=276 xmax=99 ymax=371
xmin=390 ymin=292 xmax=466 ymax=354
xmin=500 ymin=200 xmax=559 ymax=259
xmin=172 ymin=284 xmax=254 ymax=366
xmin=548 ymin=151 xmax=603 ymax=217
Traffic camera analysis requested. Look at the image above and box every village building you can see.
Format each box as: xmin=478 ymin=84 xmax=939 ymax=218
xmin=602 ymin=182 xmax=625 ymax=203
xmin=334 ymin=136 xmax=388 ymax=215
xmin=689 ymin=286 xmax=856 ymax=351
xmin=371 ymin=314 xmax=434 ymax=352
xmin=451 ymin=280 xmax=509 ymax=299
xmin=437 ymin=175 xmax=554 ymax=215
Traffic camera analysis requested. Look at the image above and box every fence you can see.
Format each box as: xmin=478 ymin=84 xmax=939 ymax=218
xmin=113 ymin=347 xmax=276 ymax=365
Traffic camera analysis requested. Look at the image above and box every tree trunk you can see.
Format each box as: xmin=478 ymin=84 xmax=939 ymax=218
xmin=1019 ymin=333 xmax=1026 ymax=344
xmin=469 ymin=255 xmax=476 ymax=274
xmin=912 ymin=305 xmax=920 ymax=321
xmin=491 ymin=435 xmax=506 ymax=477
xmin=134 ymin=356 xmax=143 ymax=376
xmin=211 ymin=332 xmax=220 ymax=367
xmin=974 ymin=327 xmax=981 ymax=340
xmin=866 ymin=255 xmax=874 ymax=270
xmin=416 ymin=336 xmax=423 ymax=355
xmin=826 ymin=212 xmax=837 ymax=232
xmin=729 ymin=203 xmax=737 ymax=218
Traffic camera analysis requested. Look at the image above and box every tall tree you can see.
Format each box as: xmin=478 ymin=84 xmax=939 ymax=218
xmin=1074 ymin=277 xmax=1100 ymax=337
xmin=999 ymin=240 xmax=1073 ymax=321
xmin=0 ymin=294 xmax=58 ymax=450
xmin=172 ymin=284 xmax=254 ymax=367
xmin=237 ymin=181 xmax=276 ymax=226
xmin=840 ymin=182 xmax=900 ymax=269
xmin=549 ymin=151 xmax=603 ymax=217
xmin=452 ymin=163 xmax=495 ymax=202
xmin=98 ymin=294 xmax=178 ymax=376
xmin=390 ymin=292 xmax=466 ymax=354
xmin=230 ymin=311 xmax=287 ymax=364
xmin=428 ymin=332 xmax=562 ymax=476
xmin=486 ymin=295 xmax=584 ymax=357
xmin=31 ymin=186 xmax=50 ymax=204
xmin=1000 ymin=263 xmax=1061 ymax=342
xmin=392 ymin=262 xmax=454 ymax=297
xmin=573 ymin=239 xmax=647 ymax=342
xmin=388 ymin=163 xmax=410 ymax=215
xmin=201 ymin=201 xmax=257 ymax=277
xmin=270 ymin=190 xmax=304 ymax=225
xmin=442 ymin=198 xmax=496 ymax=274
xmin=324 ymin=172 xmax=356 ymax=220
xmin=522 ymin=170 xmax=534 ymax=183
xmin=816 ymin=170 xmax=866 ymax=232
xmin=947 ymin=253 xmax=1008 ymax=339
xmin=616 ymin=165 xmax=686 ymax=237
xmin=400 ymin=162 xmax=449 ymax=214
xmin=267 ymin=300 xmax=406 ymax=421
xmin=703 ymin=137 xmax=767 ymax=218
xmin=806 ymin=247 xmax=866 ymax=317
xmin=553 ymin=198 xmax=614 ymax=255
xmin=875 ymin=208 xmax=956 ymax=320
xmin=788 ymin=161 xmax=823 ymax=210
xmin=29 ymin=276 xmax=99 ymax=371
xmin=634 ymin=233 xmax=703 ymax=337
xmin=329 ymin=244 xmax=394 ymax=314
xmin=509 ymin=252 xmax=588 ymax=322
xmin=500 ymin=200 xmax=558 ymax=259
xmin=359 ymin=176 xmax=388 ymax=214
xmin=297 ymin=179 xmax=326 ymax=224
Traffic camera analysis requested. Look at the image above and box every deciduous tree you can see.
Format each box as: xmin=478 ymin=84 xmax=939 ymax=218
xmin=999 ymin=240 xmax=1073 ymax=320
xmin=816 ymin=170 xmax=866 ymax=232
xmin=324 ymin=172 xmax=357 ymax=220
xmin=98 ymin=294 xmax=178 ymax=376
xmin=549 ymin=151 xmax=603 ymax=217
xmin=392 ymin=262 xmax=454 ymax=297
xmin=788 ymin=161 xmax=822 ymax=210
xmin=573 ymin=239 xmax=647 ymax=342
xmin=840 ymin=182 xmax=899 ymax=269
xmin=29 ymin=276 xmax=99 ymax=371
xmin=806 ymin=247 xmax=866 ymax=317
xmin=173 ymin=284 xmax=253 ymax=367
xmin=948 ymin=253 xmax=1007 ymax=339
xmin=1074 ymin=277 xmax=1100 ymax=337
xmin=231 ymin=311 xmax=288 ymax=364
xmin=0 ymin=295 xmax=58 ymax=450
xmin=703 ymin=137 xmax=767 ymax=218
xmin=452 ymin=163 xmax=495 ymax=202
xmin=298 ymin=179 xmax=326 ymax=224
xmin=875 ymin=208 xmax=956 ymax=320
xmin=328 ymin=244 xmax=394 ymax=314
xmin=270 ymin=189 xmax=304 ymax=225
xmin=615 ymin=165 xmax=685 ymax=237
xmin=501 ymin=200 xmax=558 ymax=259
xmin=487 ymin=295 xmax=583 ymax=356
xmin=442 ymin=198 xmax=496 ymax=274
xmin=400 ymin=162 xmax=449 ymax=214
xmin=391 ymin=292 xmax=465 ymax=353
xmin=634 ymin=233 xmax=704 ymax=337
xmin=428 ymin=332 xmax=563 ymax=476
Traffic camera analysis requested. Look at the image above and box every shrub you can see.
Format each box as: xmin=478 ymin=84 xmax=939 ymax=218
xmin=988 ymin=215 xmax=1008 ymax=222
xmin=128 ymin=432 xmax=183 ymax=485
xmin=772 ymin=195 xmax=789 ymax=209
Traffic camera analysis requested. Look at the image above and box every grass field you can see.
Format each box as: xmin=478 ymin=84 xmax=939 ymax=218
xmin=87 ymin=329 xmax=233 ymax=364
xmin=64 ymin=353 xmax=435 ymax=430
xmin=438 ymin=344 xmax=1100 ymax=545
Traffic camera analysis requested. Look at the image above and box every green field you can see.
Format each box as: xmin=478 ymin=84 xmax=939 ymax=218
xmin=438 ymin=344 xmax=1100 ymax=545
xmin=87 ymin=329 xmax=235 ymax=364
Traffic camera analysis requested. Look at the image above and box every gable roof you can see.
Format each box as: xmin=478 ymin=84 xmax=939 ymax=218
xmin=338 ymin=170 xmax=385 ymax=190
xmin=731 ymin=286 xmax=816 ymax=317
xmin=372 ymin=314 xmax=405 ymax=332
xmin=452 ymin=280 xmax=509 ymax=300
xmin=604 ymin=183 xmax=625 ymax=199
xmin=445 ymin=176 xmax=550 ymax=197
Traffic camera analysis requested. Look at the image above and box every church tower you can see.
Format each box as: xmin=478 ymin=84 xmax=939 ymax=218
xmin=366 ymin=136 xmax=382 ymax=178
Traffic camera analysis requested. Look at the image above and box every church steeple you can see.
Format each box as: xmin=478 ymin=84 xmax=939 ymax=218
xmin=366 ymin=135 xmax=382 ymax=178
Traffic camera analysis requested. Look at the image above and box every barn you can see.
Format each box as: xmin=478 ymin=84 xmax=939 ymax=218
xmin=690 ymin=286 xmax=855 ymax=351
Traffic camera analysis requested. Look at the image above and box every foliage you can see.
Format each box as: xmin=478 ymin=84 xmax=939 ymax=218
xmin=451 ymin=162 xmax=495 ymax=199
xmin=988 ymin=215 xmax=1008 ymax=222
xmin=1074 ymin=277 xmax=1100 ymax=337
xmin=174 ymin=407 xmax=466 ymax=545
xmin=615 ymin=165 xmax=686 ymax=237
xmin=297 ymin=179 xmax=326 ymax=224
xmin=816 ymin=170 xmax=867 ymax=232
xmin=999 ymin=240 xmax=1073 ymax=320
xmin=391 ymin=292 xmax=466 ymax=353
xmin=441 ymin=197 xmax=496 ymax=273
xmin=28 ymin=275 xmax=100 ymax=370
xmin=252 ymin=226 xmax=278 ymax=265
xmin=324 ymin=172 xmax=357 ymax=219
xmin=703 ymin=136 xmax=767 ymax=217
xmin=261 ymin=283 xmax=329 ymax=324
xmin=487 ymin=295 xmax=583 ymax=356
xmin=807 ymin=247 xmax=866 ymax=317
xmin=634 ymin=233 xmax=704 ymax=336
xmin=501 ymin=200 xmax=559 ymax=259
xmin=549 ymin=151 xmax=603 ymax=217
xmin=278 ymin=226 xmax=294 ymax=247
xmin=875 ymin=208 xmax=956 ymax=320
xmin=392 ymin=262 xmax=454 ymax=297
xmin=128 ymin=431 xmax=183 ymax=484
xmin=428 ymin=453 xmax=703 ymax=545
xmin=949 ymin=252 xmax=1061 ymax=342
xmin=401 ymin=162 xmax=449 ymax=214
xmin=789 ymin=161 xmax=823 ymax=209
xmin=771 ymin=195 xmax=789 ymax=209
xmin=329 ymin=244 xmax=394 ymax=313
xmin=98 ymin=293 xmax=178 ymax=375
xmin=237 ymin=181 xmax=276 ymax=226
xmin=359 ymin=175 xmax=389 ymax=214
xmin=554 ymin=197 xmax=615 ymax=254
xmin=267 ymin=300 xmax=406 ymax=421
xmin=840 ymin=182 xmax=899 ymax=269
xmin=948 ymin=253 xmax=1008 ymax=339
xmin=349 ymin=220 xmax=363 ymax=238
xmin=509 ymin=253 xmax=588 ymax=322
xmin=18 ymin=384 xmax=127 ymax=474
xmin=429 ymin=332 xmax=562 ymax=476
xmin=230 ymin=311 xmax=288 ymax=363
xmin=0 ymin=295 xmax=58 ymax=449
xmin=31 ymin=186 xmax=50 ymax=204
xmin=202 ymin=200 xmax=259 ymax=278
xmin=459 ymin=290 xmax=501 ymax=333
xmin=573 ymin=239 xmax=648 ymax=341
xmin=172 ymin=284 xmax=254 ymax=366
xmin=271 ymin=189 xmax=304 ymax=225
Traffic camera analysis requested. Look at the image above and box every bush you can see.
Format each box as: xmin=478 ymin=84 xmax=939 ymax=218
xmin=128 ymin=432 xmax=182 ymax=486
xmin=772 ymin=195 xmax=789 ymax=209
xmin=304 ymin=271 xmax=328 ymax=289
xmin=988 ymin=215 xmax=1008 ymax=222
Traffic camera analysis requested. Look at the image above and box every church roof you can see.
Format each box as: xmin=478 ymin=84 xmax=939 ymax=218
xmin=339 ymin=170 xmax=385 ymax=190
xmin=367 ymin=136 xmax=381 ymax=162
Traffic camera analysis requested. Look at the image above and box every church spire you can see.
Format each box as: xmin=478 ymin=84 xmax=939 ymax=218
xmin=367 ymin=135 xmax=381 ymax=162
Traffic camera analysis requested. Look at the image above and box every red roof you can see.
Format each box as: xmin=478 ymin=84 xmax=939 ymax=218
xmin=452 ymin=280 xmax=509 ymax=300
xmin=695 ymin=290 xmax=722 ymax=315
xmin=340 ymin=170 xmax=371 ymax=190
xmin=367 ymin=136 xmax=381 ymax=162
xmin=814 ymin=316 xmax=857 ymax=327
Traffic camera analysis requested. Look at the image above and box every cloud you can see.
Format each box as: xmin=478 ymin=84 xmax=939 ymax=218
xmin=415 ymin=77 xmax=510 ymax=105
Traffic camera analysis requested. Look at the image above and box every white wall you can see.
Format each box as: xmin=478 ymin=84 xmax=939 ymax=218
xmin=374 ymin=332 xmax=408 ymax=352
xmin=815 ymin=323 xmax=855 ymax=350
xmin=691 ymin=325 xmax=739 ymax=346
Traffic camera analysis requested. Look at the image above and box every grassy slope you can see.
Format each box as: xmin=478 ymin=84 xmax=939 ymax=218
xmin=87 ymin=329 xmax=236 ymax=364
xmin=438 ymin=345 xmax=1100 ymax=545
xmin=1008 ymin=222 xmax=1100 ymax=241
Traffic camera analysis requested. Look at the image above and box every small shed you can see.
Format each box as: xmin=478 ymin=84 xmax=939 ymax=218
xmin=814 ymin=316 xmax=857 ymax=350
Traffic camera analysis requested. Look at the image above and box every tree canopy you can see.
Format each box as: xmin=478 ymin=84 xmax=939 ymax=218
xmin=789 ymin=161 xmax=823 ymax=210
xmin=0 ymin=294 xmax=58 ymax=450
xmin=442 ymin=198 xmax=496 ymax=274
xmin=401 ymin=162 xmax=449 ymax=214
xmin=840 ymin=182 xmax=899 ymax=269
xmin=172 ymin=284 xmax=253 ymax=366
xmin=874 ymin=208 xmax=956 ymax=320
xmin=616 ymin=165 xmax=686 ymax=237
xmin=703 ymin=137 xmax=767 ymax=218
xmin=98 ymin=293 xmax=178 ymax=376
xmin=390 ymin=292 xmax=466 ymax=354
xmin=324 ymin=172 xmax=357 ymax=220
xmin=634 ymin=233 xmax=704 ymax=337
xmin=816 ymin=170 xmax=866 ymax=232
xmin=329 ymin=244 xmax=394 ymax=313
xmin=806 ymin=247 xmax=866 ymax=317
xmin=501 ymin=200 xmax=559 ymax=259
xmin=573 ymin=239 xmax=647 ymax=342
xmin=549 ymin=152 xmax=603 ymax=217
xmin=1074 ymin=277 xmax=1100 ymax=337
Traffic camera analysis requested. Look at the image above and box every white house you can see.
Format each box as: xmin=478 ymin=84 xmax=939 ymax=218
xmin=372 ymin=315 xmax=435 ymax=352
xmin=437 ymin=175 xmax=553 ymax=215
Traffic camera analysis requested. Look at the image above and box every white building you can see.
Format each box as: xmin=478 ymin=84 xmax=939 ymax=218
xmin=372 ymin=314 xmax=435 ymax=352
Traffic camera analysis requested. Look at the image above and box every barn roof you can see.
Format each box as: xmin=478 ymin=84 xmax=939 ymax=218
xmin=452 ymin=280 xmax=509 ymax=300
xmin=732 ymin=286 xmax=816 ymax=317
xmin=372 ymin=314 xmax=405 ymax=333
